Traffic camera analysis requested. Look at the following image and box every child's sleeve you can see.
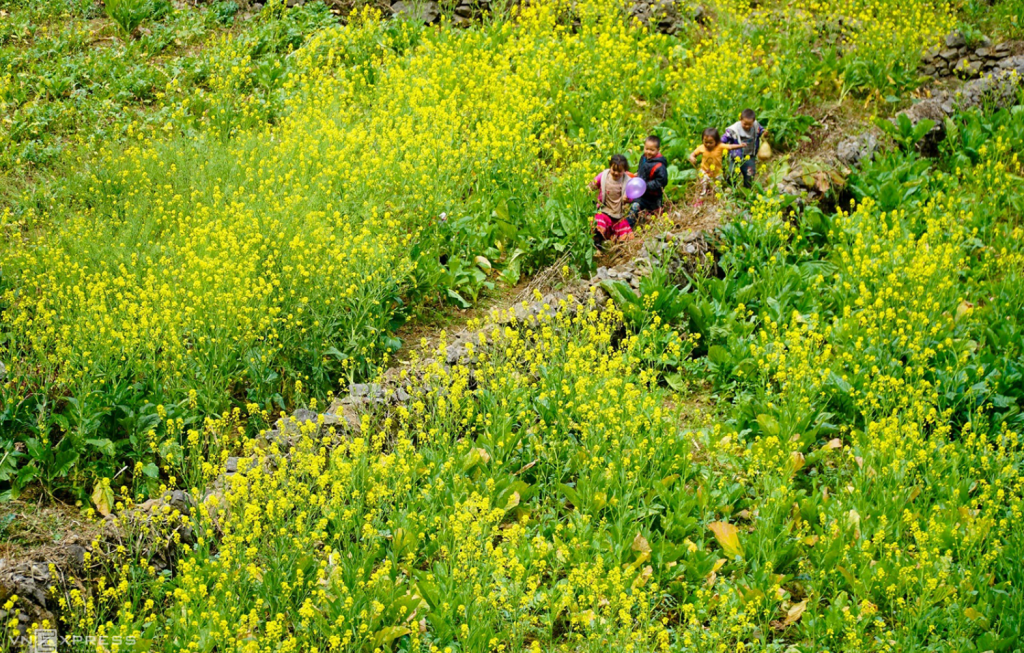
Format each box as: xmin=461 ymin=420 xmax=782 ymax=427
xmin=721 ymin=128 xmax=737 ymax=144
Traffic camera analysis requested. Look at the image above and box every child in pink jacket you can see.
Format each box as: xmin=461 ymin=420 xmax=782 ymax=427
xmin=588 ymin=154 xmax=634 ymax=241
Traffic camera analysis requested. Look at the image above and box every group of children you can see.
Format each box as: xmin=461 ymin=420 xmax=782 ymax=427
xmin=591 ymin=109 xmax=767 ymax=243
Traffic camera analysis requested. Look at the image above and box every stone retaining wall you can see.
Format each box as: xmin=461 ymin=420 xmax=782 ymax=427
xmin=921 ymin=32 xmax=1022 ymax=79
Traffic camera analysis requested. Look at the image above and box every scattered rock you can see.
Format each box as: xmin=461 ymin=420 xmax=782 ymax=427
xmin=349 ymin=383 xmax=380 ymax=398
xmin=777 ymin=163 xmax=849 ymax=202
xmin=65 ymin=545 xmax=86 ymax=568
xmin=446 ymin=344 xmax=467 ymax=365
xmin=945 ymin=32 xmax=966 ymax=49
xmin=326 ymin=399 xmax=362 ymax=433
xmin=391 ymin=0 xmax=440 ymax=23
xmin=0 ymin=560 xmax=57 ymax=635
xmin=627 ymin=0 xmax=703 ymax=36
xmin=137 ymin=489 xmax=191 ymax=518
xmin=836 ymin=132 xmax=879 ymax=167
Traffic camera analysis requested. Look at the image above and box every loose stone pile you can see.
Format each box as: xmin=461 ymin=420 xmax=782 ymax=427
xmin=778 ymin=58 xmax=1024 ymax=202
xmin=898 ymin=56 xmax=1024 ymax=151
xmin=921 ymin=32 xmax=1022 ymax=79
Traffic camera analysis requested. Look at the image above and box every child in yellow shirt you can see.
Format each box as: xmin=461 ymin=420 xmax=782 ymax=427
xmin=688 ymin=128 xmax=745 ymax=198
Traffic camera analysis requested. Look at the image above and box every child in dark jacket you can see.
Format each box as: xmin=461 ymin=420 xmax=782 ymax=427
xmin=621 ymin=135 xmax=668 ymax=238
xmin=634 ymin=135 xmax=668 ymax=210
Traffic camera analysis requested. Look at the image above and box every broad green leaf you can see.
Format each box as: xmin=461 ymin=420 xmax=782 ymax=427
xmin=708 ymin=345 xmax=731 ymax=366
xmin=756 ymin=413 xmax=780 ymax=437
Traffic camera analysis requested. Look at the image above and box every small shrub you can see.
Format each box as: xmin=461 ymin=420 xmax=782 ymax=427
xmin=104 ymin=0 xmax=171 ymax=38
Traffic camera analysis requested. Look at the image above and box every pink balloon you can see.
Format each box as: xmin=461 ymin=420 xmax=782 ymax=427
xmin=625 ymin=177 xmax=646 ymax=201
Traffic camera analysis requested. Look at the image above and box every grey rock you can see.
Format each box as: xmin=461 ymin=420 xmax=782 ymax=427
xmin=263 ymin=428 xmax=297 ymax=452
xmin=326 ymin=399 xmax=362 ymax=433
xmin=897 ymin=92 xmax=951 ymax=127
xmin=164 ymin=489 xmax=191 ymax=516
xmin=542 ymin=292 xmax=563 ymax=307
xmin=454 ymin=3 xmax=472 ymax=17
xmin=275 ymin=408 xmax=318 ymax=436
xmin=513 ymin=302 xmax=532 ymax=321
xmin=959 ymin=59 xmax=984 ymax=76
xmin=446 ymin=344 xmax=467 ymax=365
xmin=392 ymin=0 xmax=440 ymax=23
xmin=595 ymin=266 xmax=610 ymax=280
xmin=612 ymin=265 xmax=632 ymax=277
xmin=225 ymin=456 xmax=239 ymax=474
xmin=945 ymin=32 xmax=966 ymax=49
xmin=0 ymin=561 xmax=56 ymax=636
xmin=976 ymin=47 xmax=992 ymax=59
xmin=349 ymin=383 xmax=373 ymax=397
xmin=66 ymin=544 xmax=87 ymax=567
xmin=997 ymin=54 xmax=1024 ymax=74
xmin=836 ymin=132 xmax=879 ymax=167
xmin=938 ymin=48 xmax=961 ymax=61
xmin=293 ymin=408 xmax=318 ymax=422
xmin=344 ymin=384 xmax=385 ymax=406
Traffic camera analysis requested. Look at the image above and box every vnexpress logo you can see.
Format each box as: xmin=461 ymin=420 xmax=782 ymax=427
xmin=30 ymin=629 xmax=56 ymax=653
xmin=7 ymin=630 xmax=137 ymax=652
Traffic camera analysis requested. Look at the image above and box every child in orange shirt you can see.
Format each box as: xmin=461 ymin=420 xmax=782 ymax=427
xmin=688 ymin=128 xmax=745 ymax=198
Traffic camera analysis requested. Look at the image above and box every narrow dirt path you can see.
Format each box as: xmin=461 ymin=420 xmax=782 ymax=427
xmin=391 ymin=197 xmax=724 ymax=367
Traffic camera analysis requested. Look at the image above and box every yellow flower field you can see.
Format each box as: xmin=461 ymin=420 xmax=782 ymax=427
xmin=4 ymin=0 xmax=1023 ymax=650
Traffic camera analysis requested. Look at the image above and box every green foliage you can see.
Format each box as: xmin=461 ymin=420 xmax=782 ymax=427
xmin=957 ymin=0 xmax=1024 ymax=41
xmin=0 ymin=1 xmax=675 ymax=493
xmin=0 ymin=0 xmax=337 ymax=176
xmin=104 ymin=0 xmax=172 ymax=38
xmin=848 ymin=150 xmax=932 ymax=211
xmin=874 ymin=113 xmax=937 ymax=150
